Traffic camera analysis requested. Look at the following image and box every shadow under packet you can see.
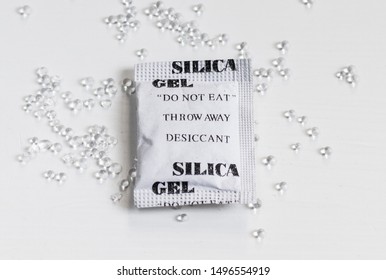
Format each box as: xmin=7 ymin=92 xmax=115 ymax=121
xmin=133 ymin=58 xmax=256 ymax=208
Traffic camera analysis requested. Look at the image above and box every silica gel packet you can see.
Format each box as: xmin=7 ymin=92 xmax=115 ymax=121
xmin=134 ymin=59 xmax=256 ymax=208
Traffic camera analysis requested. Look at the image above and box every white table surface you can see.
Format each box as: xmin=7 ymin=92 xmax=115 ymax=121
xmin=1 ymin=0 xmax=386 ymax=259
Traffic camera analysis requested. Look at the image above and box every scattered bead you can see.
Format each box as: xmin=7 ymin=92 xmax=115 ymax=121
xmin=100 ymin=99 xmax=112 ymax=109
xmin=217 ymin=34 xmax=228 ymax=45
xmin=247 ymin=198 xmax=262 ymax=210
xmin=80 ymin=77 xmax=94 ymax=90
xmin=297 ymin=116 xmax=307 ymax=126
xmin=62 ymin=153 xmax=75 ymax=165
xmin=73 ymin=158 xmax=88 ymax=173
xmin=135 ymin=48 xmax=148 ymax=60
xmin=122 ymin=78 xmax=136 ymax=95
xmin=55 ymin=172 xmax=67 ymax=184
xmin=319 ymin=146 xmax=332 ymax=158
xmin=20 ymin=68 xmax=123 ymax=186
xmin=105 ymin=84 xmax=118 ymax=98
xmin=252 ymin=229 xmax=265 ymax=241
xmin=95 ymin=169 xmax=108 ymax=183
xmin=271 ymin=57 xmax=284 ymax=68
xmin=17 ymin=5 xmax=32 ymax=18
xmin=16 ymin=154 xmax=30 ymax=165
xmin=28 ymin=137 xmax=39 ymax=144
xmin=261 ymin=155 xmax=276 ymax=168
xmin=290 ymin=143 xmax=301 ymax=153
xmin=104 ymin=1 xmax=140 ymax=43
xmin=236 ymin=42 xmax=247 ymax=51
xmin=119 ymin=178 xmax=131 ymax=192
xmin=176 ymin=213 xmax=188 ymax=222
xmin=122 ymin=0 xmax=133 ymax=7
xmin=278 ymin=68 xmax=290 ymax=80
xmin=128 ymin=167 xmax=137 ymax=179
xmin=236 ymin=42 xmax=249 ymax=59
xmin=107 ymin=163 xmax=122 ymax=177
xmin=283 ymin=110 xmax=296 ymax=122
xmin=300 ymin=0 xmax=313 ymax=8
xmin=36 ymin=67 xmax=48 ymax=77
xmin=254 ymin=68 xmax=273 ymax=80
xmin=67 ymin=99 xmax=83 ymax=114
xmin=45 ymin=110 xmax=56 ymax=120
xmin=336 ymin=65 xmax=357 ymax=88
xmin=274 ymin=182 xmax=288 ymax=194
xmin=111 ymin=192 xmax=123 ymax=203
xmin=192 ymin=4 xmax=204 ymax=16
xmin=43 ymin=170 xmax=66 ymax=183
xmin=49 ymin=143 xmax=62 ymax=154
xmin=144 ymin=2 xmax=225 ymax=50
xmin=83 ymin=99 xmax=95 ymax=110
xmin=306 ymin=127 xmax=319 ymax=139
xmin=254 ymin=134 xmax=259 ymax=142
xmin=255 ymin=83 xmax=268 ymax=95
xmin=43 ymin=170 xmax=56 ymax=180
xmin=275 ymin=40 xmax=289 ymax=54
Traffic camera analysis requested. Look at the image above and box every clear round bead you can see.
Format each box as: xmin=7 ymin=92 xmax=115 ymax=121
xmin=272 ymin=57 xmax=284 ymax=68
xmin=217 ymin=34 xmax=228 ymax=45
xmin=28 ymin=137 xmax=39 ymax=144
xmin=301 ymin=0 xmax=313 ymax=8
xmin=111 ymin=193 xmax=123 ymax=203
xmin=255 ymin=83 xmax=268 ymax=95
xmin=62 ymin=153 xmax=75 ymax=165
xmin=43 ymin=170 xmax=55 ymax=181
xmin=319 ymin=146 xmax=332 ymax=158
xmin=236 ymin=42 xmax=247 ymax=51
xmin=129 ymin=20 xmax=140 ymax=31
xmin=49 ymin=143 xmax=62 ymax=154
xmin=105 ymin=85 xmax=118 ymax=98
xmin=33 ymin=109 xmax=45 ymax=120
xmin=283 ymin=110 xmax=296 ymax=121
xmin=22 ymin=104 xmax=33 ymax=113
xmin=176 ymin=213 xmax=188 ymax=222
xmin=17 ymin=5 xmax=32 ymax=18
xmin=16 ymin=154 xmax=30 ymax=164
xmin=95 ymin=169 xmax=108 ymax=183
xmin=128 ymin=167 xmax=137 ymax=178
xmin=261 ymin=155 xmax=276 ymax=168
xmin=306 ymin=127 xmax=319 ymax=139
xmin=100 ymin=99 xmax=112 ymax=109
xmin=135 ymin=48 xmax=148 ymax=60
xmin=252 ymin=229 xmax=265 ymax=241
xmin=80 ymin=77 xmax=94 ymax=89
xmin=55 ymin=172 xmax=67 ymax=184
xmin=107 ymin=163 xmax=122 ymax=175
xmin=45 ymin=110 xmax=56 ymax=120
xmin=275 ymin=40 xmax=289 ymax=54
xmin=247 ymin=198 xmax=262 ymax=210
xmin=83 ymin=99 xmax=96 ymax=110
xmin=275 ymin=182 xmax=288 ymax=194
xmin=119 ymin=179 xmax=131 ymax=192
xmin=122 ymin=78 xmax=136 ymax=95
xmin=73 ymin=159 xmax=87 ymax=173
xmin=98 ymin=157 xmax=112 ymax=168
xmin=279 ymin=68 xmax=290 ymax=80
xmin=36 ymin=67 xmax=48 ymax=77
xmin=37 ymin=140 xmax=52 ymax=152
xmin=290 ymin=143 xmax=301 ymax=153
xmin=192 ymin=4 xmax=204 ymax=16
xmin=297 ymin=116 xmax=307 ymax=126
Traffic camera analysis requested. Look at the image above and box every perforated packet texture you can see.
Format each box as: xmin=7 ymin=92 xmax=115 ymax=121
xmin=134 ymin=59 xmax=256 ymax=208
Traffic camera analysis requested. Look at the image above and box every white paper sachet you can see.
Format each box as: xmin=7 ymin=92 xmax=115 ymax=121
xmin=134 ymin=59 xmax=256 ymax=208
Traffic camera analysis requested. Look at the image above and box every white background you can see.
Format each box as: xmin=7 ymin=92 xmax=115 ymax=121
xmin=0 ymin=0 xmax=385 ymax=259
